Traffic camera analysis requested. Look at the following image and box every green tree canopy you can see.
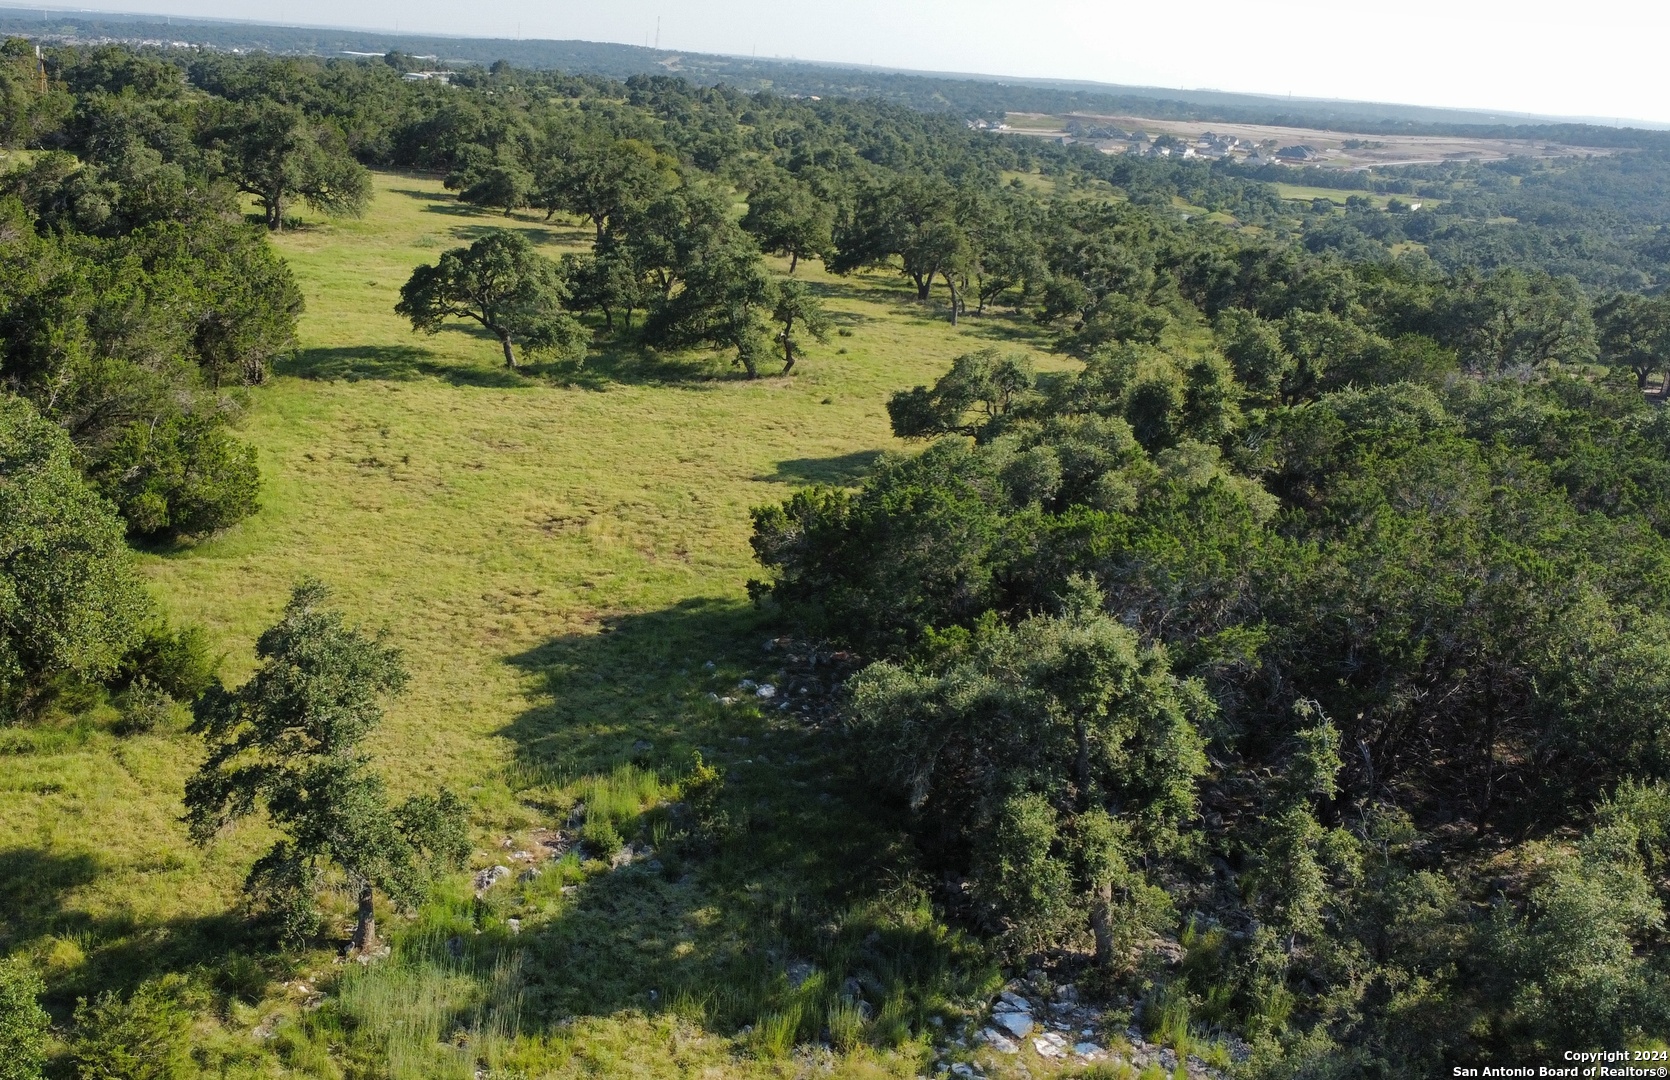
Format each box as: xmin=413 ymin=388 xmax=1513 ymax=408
xmin=396 ymin=229 xmax=587 ymax=368
xmin=848 ymin=592 xmax=1208 ymax=960
xmin=537 ymin=137 xmax=672 ymax=242
xmin=208 ymin=101 xmax=371 ymax=231
xmin=741 ymin=172 xmax=834 ymax=274
xmin=0 ymin=394 xmax=147 ymax=720
xmin=1596 ymin=291 xmax=1670 ymax=390
xmin=185 ymin=582 xmax=470 ymax=949
xmin=769 ymin=278 xmax=830 ymax=374
xmin=642 ymin=234 xmax=776 ymax=376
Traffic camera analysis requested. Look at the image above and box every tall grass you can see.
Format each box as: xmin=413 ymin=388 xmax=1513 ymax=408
xmin=575 ymin=763 xmax=669 ymax=831
xmin=332 ymin=934 xmax=524 ymax=1079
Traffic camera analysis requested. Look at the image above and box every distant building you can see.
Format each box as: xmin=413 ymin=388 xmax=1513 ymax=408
xmin=402 ymin=71 xmax=457 ymax=83
xmin=1275 ymin=144 xmax=1320 ymax=162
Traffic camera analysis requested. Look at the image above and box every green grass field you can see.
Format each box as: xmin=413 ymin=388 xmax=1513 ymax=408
xmin=1269 ymin=182 xmax=1438 ymax=210
xmin=1 ymin=172 xmax=1088 ymax=1076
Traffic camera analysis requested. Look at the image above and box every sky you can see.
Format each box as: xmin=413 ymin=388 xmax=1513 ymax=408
xmin=31 ymin=0 xmax=1670 ymax=124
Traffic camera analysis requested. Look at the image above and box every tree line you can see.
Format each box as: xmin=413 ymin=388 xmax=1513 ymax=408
xmin=6 ymin=37 xmax=1670 ymax=1077
xmin=751 ymin=254 xmax=1670 ymax=1069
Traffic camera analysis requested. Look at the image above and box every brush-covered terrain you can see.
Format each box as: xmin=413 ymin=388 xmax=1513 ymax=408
xmin=4 ymin=40 xmax=1670 ymax=1080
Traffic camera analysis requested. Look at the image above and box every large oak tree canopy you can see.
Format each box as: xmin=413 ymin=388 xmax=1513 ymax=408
xmin=395 ymin=229 xmax=586 ymax=368
xmin=208 ymin=101 xmax=371 ymax=231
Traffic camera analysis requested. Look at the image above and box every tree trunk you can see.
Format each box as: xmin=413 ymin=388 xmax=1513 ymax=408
xmin=782 ymin=331 xmax=796 ymax=375
xmin=788 ymin=251 xmax=799 ymax=274
xmin=500 ymin=333 xmax=518 ymax=369
xmin=1089 ymin=882 xmax=1115 ymax=967
xmin=266 ymin=193 xmax=283 ymax=232
xmin=913 ymin=274 xmax=931 ymax=301
xmin=350 ymin=879 xmax=376 ymax=953
xmin=947 ymin=277 xmax=960 ymax=326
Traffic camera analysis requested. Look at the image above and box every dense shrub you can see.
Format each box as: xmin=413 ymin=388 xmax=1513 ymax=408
xmin=0 ymin=395 xmax=147 ymax=720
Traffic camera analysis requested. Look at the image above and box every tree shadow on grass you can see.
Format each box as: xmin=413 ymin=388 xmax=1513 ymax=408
xmin=276 ymin=344 xmax=533 ymax=389
xmin=491 ymin=599 xmax=996 ymax=1031
xmin=277 ymin=335 xmax=752 ymax=392
xmin=535 ymin=335 xmax=758 ymax=391
xmin=0 ymin=847 xmax=102 ymax=948
xmin=758 ymin=449 xmax=883 ymax=487
xmin=0 ymin=846 xmax=271 ymax=1012
xmin=449 ymin=222 xmax=586 ymax=248
xmin=499 ymin=597 xmax=765 ymax=773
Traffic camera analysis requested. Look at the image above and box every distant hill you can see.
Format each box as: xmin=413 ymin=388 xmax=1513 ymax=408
xmin=4 ymin=4 xmax=1668 ymax=140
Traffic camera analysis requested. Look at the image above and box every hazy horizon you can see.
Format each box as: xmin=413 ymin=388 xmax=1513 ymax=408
xmin=20 ymin=0 xmax=1670 ymax=125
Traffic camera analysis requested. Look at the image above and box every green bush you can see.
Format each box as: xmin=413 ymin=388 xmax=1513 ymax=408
xmin=91 ymin=413 xmax=260 ymax=540
xmin=72 ymin=975 xmax=195 ymax=1080
xmin=0 ymin=395 xmax=149 ymax=721
xmin=117 ymin=622 xmax=217 ymax=703
xmin=113 ymin=677 xmax=179 ymax=735
xmin=579 ymin=814 xmax=622 ymax=859
xmin=0 ymin=958 xmax=49 ymax=1080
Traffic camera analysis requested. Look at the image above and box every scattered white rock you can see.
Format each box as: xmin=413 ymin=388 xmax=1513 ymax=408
xmin=1074 ymin=1041 xmax=1104 ymax=1059
xmin=1033 ymin=1032 xmax=1067 ymax=1058
xmin=510 ymin=850 xmax=532 ymax=862
xmin=738 ymin=679 xmax=757 ymax=691
xmin=950 ymin=1064 xmax=980 ymax=1078
xmin=610 ymin=846 xmax=634 ymax=869
xmin=977 ymin=1028 xmax=1018 ymax=1054
xmin=992 ymin=1010 xmax=1033 ymax=1038
xmin=998 ymin=990 xmax=1030 ymax=1011
xmin=352 ymin=944 xmax=391 ymax=965
xmin=507 ymin=918 xmax=521 ymax=934
xmin=755 ymin=683 xmax=776 ymax=699
xmin=473 ymin=865 xmax=512 ymax=892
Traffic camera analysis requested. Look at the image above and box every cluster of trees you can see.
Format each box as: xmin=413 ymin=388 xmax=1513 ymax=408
xmin=753 ymin=236 xmax=1670 ymax=1067
xmin=11 ymin=36 xmax=1670 ymax=1074
xmin=0 ymin=43 xmax=351 ymax=543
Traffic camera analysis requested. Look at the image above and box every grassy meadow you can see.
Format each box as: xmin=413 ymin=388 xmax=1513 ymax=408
xmin=0 ymin=172 xmax=1099 ymax=1076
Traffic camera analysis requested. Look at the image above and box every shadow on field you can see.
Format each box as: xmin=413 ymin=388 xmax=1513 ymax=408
xmin=491 ymin=599 xmax=991 ymax=1030
xmin=0 ymin=846 xmax=270 ymax=1012
xmin=279 ymin=335 xmax=750 ymax=392
xmin=540 ymin=337 xmax=752 ymax=391
xmin=450 ymin=223 xmax=584 ymax=247
xmin=277 ymin=344 xmax=531 ymax=389
xmin=0 ymin=846 xmax=102 ymax=944
xmin=759 ymin=449 xmax=883 ymax=487
xmin=499 ymin=596 xmax=764 ymax=772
